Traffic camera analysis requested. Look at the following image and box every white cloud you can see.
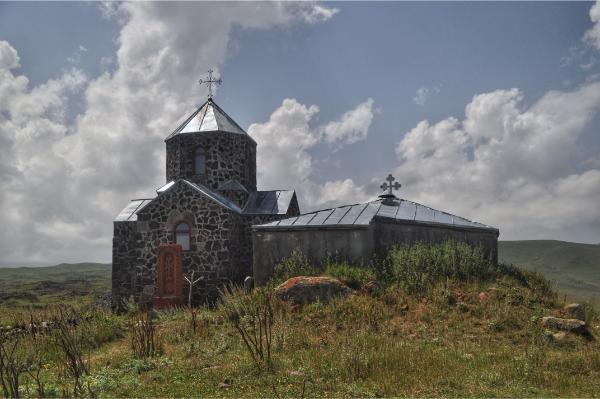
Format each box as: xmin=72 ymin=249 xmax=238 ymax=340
xmin=0 ymin=40 xmax=20 ymax=69
xmin=412 ymin=86 xmax=440 ymax=106
xmin=249 ymin=98 xmax=373 ymax=211
xmin=584 ymin=0 xmax=600 ymax=50
xmin=395 ymin=82 xmax=600 ymax=243
xmin=320 ymin=98 xmax=374 ymax=145
xmin=0 ymin=2 xmax=339 ymax=265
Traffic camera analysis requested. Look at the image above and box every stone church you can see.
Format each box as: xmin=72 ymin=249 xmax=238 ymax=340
xmin=112 ymin=78 xmax=498 ymax=308
xmin=112 ymin=96 xmax=299 ymax=307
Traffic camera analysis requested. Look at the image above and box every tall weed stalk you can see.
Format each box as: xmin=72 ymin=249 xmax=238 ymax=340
xmin=220 ymin=285 xmax=276 ymax=371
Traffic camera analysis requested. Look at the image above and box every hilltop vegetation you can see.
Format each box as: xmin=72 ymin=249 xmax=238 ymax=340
xmin=0 ymin=243 xmax=598 ymax=398
xmin=0 ymin=263 xmax=110 ymax=308
xmin=499 ymin=240 xmax=600 ymax=302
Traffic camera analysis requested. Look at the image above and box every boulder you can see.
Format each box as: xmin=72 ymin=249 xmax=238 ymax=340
xmin=274 ymin=276 xmax=352 ymax=305
xmin=552 ymin=331 xmax=567 ymax=341
xmin=564 ymin=303 xmax=585 ymax=321
xmin=541 ymin=316 xmax=587 ymax=335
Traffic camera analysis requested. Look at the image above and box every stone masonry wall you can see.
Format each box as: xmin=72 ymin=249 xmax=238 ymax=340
xmin=135 ymin=181 xmax=238 ymax=304
xmin=111 ymin=221 xmax=139 ymax=307
xmin=166 ymin=132 xmax=256 ymax=192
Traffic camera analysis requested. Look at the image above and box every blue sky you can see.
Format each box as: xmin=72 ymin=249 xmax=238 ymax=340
xmin=0 ymin=2 xmax=599 ymax=265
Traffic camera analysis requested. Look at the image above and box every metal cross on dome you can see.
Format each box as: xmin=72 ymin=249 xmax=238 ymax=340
xmin=380 ymin=173 xmax=401 ymax=195
xmin=198 ymin=69 xmax=222 ymax=99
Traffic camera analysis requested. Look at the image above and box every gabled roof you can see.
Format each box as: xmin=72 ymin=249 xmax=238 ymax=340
xmin=254 ymin=198 xmax=498 ymax=233
xmin=243 ymin=190 xmax=296 ymax=215
xmin=114 ymin=199 xmax=154 ymax=222
xmin=165 ymin=98 xmax=253 ymax=142
xmin=116 ymin=181 xmax=297 ymax=221
xmin=183 ymin=180 xmax=242 ymax=213
xmin=218 ymin=180 xmax=249 ymax=194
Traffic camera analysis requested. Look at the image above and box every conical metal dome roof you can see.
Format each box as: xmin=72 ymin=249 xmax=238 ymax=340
xmin=165 ymin=99 xmax=253 ymax=142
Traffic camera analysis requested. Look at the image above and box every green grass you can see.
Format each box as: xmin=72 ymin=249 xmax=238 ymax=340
xmin=499 ymin=240 xmax=600 ymax=303
xmin=1 ymin=244 xmax=599 ymax=397
xmin=0 ymin=263 xmax=110 ymax=309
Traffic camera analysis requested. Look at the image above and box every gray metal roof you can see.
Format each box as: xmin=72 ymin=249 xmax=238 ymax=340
xmin=243 ymin=190 xmax=296 ymax=215
xmin=165 ymin=99 xmax=253 ymax=142
xmin=254 ymin=198 xmax=498 ymax=232
xmin=114 ymin=199 xmax=154 ymax=222
xmin=181 ymin=180 xmax=242 ymax=213
xmin=218 ymin=180 xmax=249 ymax=193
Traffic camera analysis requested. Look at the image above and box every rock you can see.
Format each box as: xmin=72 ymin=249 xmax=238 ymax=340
xmin=552 ymin=331 xmax=567 ymax=341
xmin=218 ymin=378 xmax=232 ymax=389
xmin=149 ymin=309 xmax=160 ymax=320
xmin=274 ymin=276 xmax=353 ymax=305
xmin=564 ymin=303 xmax=585 ymax=321
xmin=541 ymin=316 xmax=588 ymax=335
xmin=478 ymin=292 xmax=489 ymax=302
xmin=243 ymin=276 xmax=254 ymax=293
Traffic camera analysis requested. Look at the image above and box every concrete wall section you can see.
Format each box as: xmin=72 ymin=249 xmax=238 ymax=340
xmin=373 ymin=219 xmax=498 ymax=263
xmin=252 ymin=227 xmax=375 ymax=285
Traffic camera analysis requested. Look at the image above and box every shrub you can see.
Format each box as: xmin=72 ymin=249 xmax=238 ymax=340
xmin=219 ymin=285 xmax=278 ymax=371
xmin=129 ymin=311 xmax=161 ymax=359
xmin=324 ymin=263 xmax=375 ymax=290
xmin=381 ymin=241 xmax=494 ymax=294
xmin=272 ymin=251 xmax=321 ymax=282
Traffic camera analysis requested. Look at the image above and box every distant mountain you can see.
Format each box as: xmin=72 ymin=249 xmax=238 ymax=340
xmin=499 ymin=240 xmax=600 ymax=302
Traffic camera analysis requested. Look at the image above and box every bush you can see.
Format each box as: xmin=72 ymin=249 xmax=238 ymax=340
xmin=272 ymin=251 xmax=321 ymax=282
xmin=324 ymin=263 xmax=374 ymax=290
xmin=219 ymin=285 xmax=278 ymax=371
xmin=380 ymin=241 xmax=494 ymax=294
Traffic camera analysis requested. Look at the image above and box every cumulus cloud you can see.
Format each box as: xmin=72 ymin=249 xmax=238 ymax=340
xmin=584 ymin=0 xmax=600 ymax=50
xmin=412 ymin=86 xmax=440 ymax=106
xmin=0 ymin=2 xmax=339 ymax=265
xmin=395 ymin=82 xmax=600 ymax=243
xmin=249 ymin=98 xmax=373 ymax=211
xmin=320 ymin=98 xmax=374 ymax=145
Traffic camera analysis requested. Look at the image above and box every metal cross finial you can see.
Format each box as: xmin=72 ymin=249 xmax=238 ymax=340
xmin=198 ymin=69 xmax=222 ymax=99
xmin=380 ymin=173 xmax=401 ymax=195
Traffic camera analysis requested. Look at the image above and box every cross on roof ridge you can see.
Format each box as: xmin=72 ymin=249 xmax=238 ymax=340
xmin=380 ymin=173 xmax=401 ymax=196
xmin=198 ymin=69 xmax=222 ymax=99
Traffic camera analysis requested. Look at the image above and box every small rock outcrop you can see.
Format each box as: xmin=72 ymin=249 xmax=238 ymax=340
xmin=564 ymin=303 xmax=586 ymax=321
xmin=541 ymin=316 xmax=588 ymax=335
xmin=274 ymin=276 xmax=353 ymax=305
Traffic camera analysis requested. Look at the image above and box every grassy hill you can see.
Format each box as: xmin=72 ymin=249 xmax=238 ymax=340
xmin=0 ymin=262 xmax=111 ymax=308
xmin=499 ymin=240 xmax=600 ymax=303
xmin=0 ymin=244 xmax=598 ymax=397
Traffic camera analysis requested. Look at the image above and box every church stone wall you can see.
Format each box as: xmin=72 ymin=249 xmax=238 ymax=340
xmin=112 ymin=221 xmax=140 ymax=307
xmin=166 ymin=132 xmax=256 ymax=192
xmin=135 ymin=181 xmax=238 ymax=304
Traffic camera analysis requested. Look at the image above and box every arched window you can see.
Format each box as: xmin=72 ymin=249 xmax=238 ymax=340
xmin=194 ymin=147 xmax=206 ymax=175
xmin=174 ymin=222 xmax=191 ymax=251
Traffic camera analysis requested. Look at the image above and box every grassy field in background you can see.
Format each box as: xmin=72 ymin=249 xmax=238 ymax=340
xmin=499 ymin=240 xmax=600 ymax=304
xmin=0 ymin=263 xmax=111 ymax=308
